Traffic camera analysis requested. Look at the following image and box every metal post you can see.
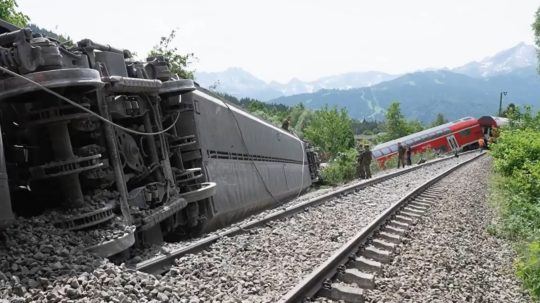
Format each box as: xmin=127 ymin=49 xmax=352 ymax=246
xmin=498 ymin=91 xmax=507 ymax=117
xmin=499 ymin=92 xmax=503 ymax=116
xmin=0 ymin=123 xmax=14 ymax=228
xmin=97 ymin=92 xmax=132 ymax=224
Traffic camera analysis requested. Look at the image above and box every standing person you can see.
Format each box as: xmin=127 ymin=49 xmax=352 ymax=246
xmin=281 ymin=116 xmax=291 ymax=131
xmin=357 ymin=145 xmax=365 ymax=179
xmin=397 ymin=142 xmax=406 ymax=168
xmin=362 ymin=144 xmax=372 ymax=179
xmin=406 ymin=145 xmax=412 ymax=166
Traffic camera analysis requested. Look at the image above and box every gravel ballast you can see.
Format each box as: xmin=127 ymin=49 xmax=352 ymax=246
xmin=359 ymin=156 xmax=530 ymax=303
xmin=136 ymin=154 xmax=470 ymax=262
xmin=0 ymin=153 xmax=476 ymax=302
xmin=157 ymin=154 xmax=477 ymax=302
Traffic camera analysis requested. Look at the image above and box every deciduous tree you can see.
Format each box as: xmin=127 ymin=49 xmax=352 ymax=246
xmin=430 ymin=113 xmax=448 ymax=127
xmin=148 ymin=30 xmax=195 ymax=79
xmin=303 ymin=106 xmax=354 ymax=160
xmin=0 ymin=0 xmax=29 ymax=27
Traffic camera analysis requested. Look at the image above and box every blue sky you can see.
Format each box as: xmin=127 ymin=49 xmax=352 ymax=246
xmin=18 ymin=0 xmax=540 ymax=82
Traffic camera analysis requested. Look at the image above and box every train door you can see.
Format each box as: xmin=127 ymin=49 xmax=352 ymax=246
xmin=447 ymin=135 xmax=459 ymax=152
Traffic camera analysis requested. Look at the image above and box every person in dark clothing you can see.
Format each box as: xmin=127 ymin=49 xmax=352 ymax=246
xmin=356 ymin=145 xmax=365 ymax=179
xmin=362 ymin=144 xmax=372 ymax=178
xmin=281 ymin=116 xmax=291 ymax=131
xmin=397 ymin=142 xmax=406 ymax=168
xmin=406 ymin=145 xmax=412 ymax=166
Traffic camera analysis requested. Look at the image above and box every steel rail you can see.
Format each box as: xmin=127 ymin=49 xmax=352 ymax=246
xmin=135 ymin=150 xmax=480 ymax=275
xmin=278 ymin=151 xmax=485 ymax=302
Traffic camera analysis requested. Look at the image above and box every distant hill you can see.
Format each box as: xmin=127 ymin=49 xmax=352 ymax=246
xmin=195 ymin=68 xmax=397 ymax=101
xmin=269 ymin=43 xmax=540 ymax=123
xmin=195 ymin=67 xmax=283 ymax=101
xmin=195 ymin=43 xmax=540 ymax=123
xmin=453 ymin=43 xmax=536 ymax=78
xmin=270 ymin=67 xmax=540 ymax=123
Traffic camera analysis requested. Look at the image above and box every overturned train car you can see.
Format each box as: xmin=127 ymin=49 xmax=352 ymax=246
xmin=0 ymin=20 xmax=319 ymax=256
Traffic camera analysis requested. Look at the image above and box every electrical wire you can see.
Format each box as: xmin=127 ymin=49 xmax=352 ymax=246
xmin=0 ymin=66 xmax=180 ymax=136
xmin=222 ymin=100 xmax=280 ymax=204
xmin=222 ymin=99 xmax=308 ymax=204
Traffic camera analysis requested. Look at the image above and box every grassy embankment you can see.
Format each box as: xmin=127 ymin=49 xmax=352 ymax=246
xmin=489 ymin=109 xmax=540 ymax=300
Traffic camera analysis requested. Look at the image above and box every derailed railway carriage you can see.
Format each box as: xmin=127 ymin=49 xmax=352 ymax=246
xmin=372 ymin=116 xmax=508 ymax=166
xmin=0 ymin=20 xmax=319 ymax=256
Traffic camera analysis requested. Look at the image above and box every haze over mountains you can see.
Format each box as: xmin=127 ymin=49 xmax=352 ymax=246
xmin=195 ymin=43 xmax=540 ymax=122
xmin=195 ymin=69 xmax=397 ymax=101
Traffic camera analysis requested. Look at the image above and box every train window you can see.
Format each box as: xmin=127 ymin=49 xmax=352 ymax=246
xmin=384 ymin=147 xmax=391 ymax=155
xmin=459 ymin=129 xmax=471 ymax=136
xmin=443 ymin=128 xmax=451 ymax=135
xmin=436 ymin=130 xmax=443 ymax=136
xmin=373 ymin=150 xmax=382 ymax=157
xmin=389 ymin=145 xmax=398 ymax=152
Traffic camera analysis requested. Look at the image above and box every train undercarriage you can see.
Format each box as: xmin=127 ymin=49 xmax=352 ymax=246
xmin=0 ymin=20 xmax=320 ymax=258
xmin=0 ymin=23 xmax=217 ymax=257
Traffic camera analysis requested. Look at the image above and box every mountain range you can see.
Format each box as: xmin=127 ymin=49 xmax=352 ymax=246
xmin=195 ymin=43 xmax=540 ymax=123
xmin=195 ymin=69 xmax=397 ymax=101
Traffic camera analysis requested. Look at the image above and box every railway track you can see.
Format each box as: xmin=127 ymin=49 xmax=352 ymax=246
xmin=278 ymin=152 xmax=485 ymax=303
xmin=135 ymin=152 xmax=479 ymax=275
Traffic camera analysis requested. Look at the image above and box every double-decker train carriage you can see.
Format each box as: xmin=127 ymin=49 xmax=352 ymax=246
xmin=0 ymin=20 xmax=319 ymax=256
xmin=372 ymin=116 xmax=508 ymax=166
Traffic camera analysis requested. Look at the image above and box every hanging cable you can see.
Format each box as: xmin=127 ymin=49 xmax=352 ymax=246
xmin=0 ymin=66 xmax=180 ymax=136
xmin=221 ymin=101 xmax=281 ymax=204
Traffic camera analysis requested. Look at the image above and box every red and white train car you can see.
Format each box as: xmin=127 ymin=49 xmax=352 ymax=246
xmin=372 ymin=116 xmax=508 ymax=167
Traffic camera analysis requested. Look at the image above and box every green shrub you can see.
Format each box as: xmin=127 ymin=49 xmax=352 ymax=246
xmin=489 ymin=106 xmax=540 ymax=300
xmin=320 ymin=148 xmax=358 ymax=185
xmin=491 ymin=129 xmax=540 ymax=177
xmin=517 ymin=241 xmax=540 ymax=299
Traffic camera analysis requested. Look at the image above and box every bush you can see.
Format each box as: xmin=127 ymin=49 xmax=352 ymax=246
xmin=517 ymin=241 xmax=540 ymax=299
xmin=489 ymin=106 xmax=540 ymax=300
xmin=320 ymin=148 xmax=358 ymax=185
xmin=490 ymin=129 xmax=540 ymax=177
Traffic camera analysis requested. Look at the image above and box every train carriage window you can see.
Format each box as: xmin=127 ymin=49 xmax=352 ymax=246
xmin=459 ymin=129 xmax=471 ymax=136
xmin=389 ymin=145 xmax=398 ymax=152
xmin=436 ymin=130 xmax=443 ymax=137
xmin=373 ymin=150 xmax=382 ymax=157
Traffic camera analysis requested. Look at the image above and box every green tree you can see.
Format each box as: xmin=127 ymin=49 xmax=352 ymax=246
xmin=0 ymin=0 xmax=29 ymax=27
xmin=430 ymin=113 xmax=448 ymax=127
xmin=303 ymin=106 xmax=354 ymax=160
xmin=407 ymin=119 xmax=424 ymax=133
xmin=148 ymin=29 xmax=195 ymax=79
xmin=382 ymin=101 xmax=409 ymax=140
xmin=533 ymin=6 xmax=540 ymax=70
